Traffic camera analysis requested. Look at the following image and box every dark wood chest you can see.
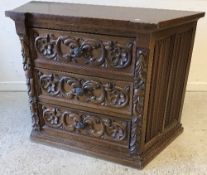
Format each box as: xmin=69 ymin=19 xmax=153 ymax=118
xmin=6 ymin=1 xmax=204 ymax=169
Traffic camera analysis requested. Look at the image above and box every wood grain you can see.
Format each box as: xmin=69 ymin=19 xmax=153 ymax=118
xmin=5 ymin=1 xmax=204 ymax=169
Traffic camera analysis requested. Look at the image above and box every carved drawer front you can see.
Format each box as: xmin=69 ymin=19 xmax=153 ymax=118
xmin=35 ymin=68 xmax=133 ymax=117
xmin=31 ymin=28 xmax=135 ymax=80
xmin=39 ymin=103 xmax=130 ymax=146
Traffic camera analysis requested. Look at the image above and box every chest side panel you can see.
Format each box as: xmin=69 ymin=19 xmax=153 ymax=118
xmin=144 ymin=22 xmax=196 ymax=148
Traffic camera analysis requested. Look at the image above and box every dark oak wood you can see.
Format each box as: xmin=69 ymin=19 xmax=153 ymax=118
xmin=35 ymin=68 xmax=133 ymax=117
xmin=5 ymin=1 xmax=204 ymax=169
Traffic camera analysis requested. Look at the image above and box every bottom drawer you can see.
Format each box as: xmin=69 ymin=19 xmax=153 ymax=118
xmin=38 ymin=103 xmax=131 ymax=147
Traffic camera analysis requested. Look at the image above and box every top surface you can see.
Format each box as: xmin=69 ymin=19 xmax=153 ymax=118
xmin=6 ymin=1 xmax=205 ymax=29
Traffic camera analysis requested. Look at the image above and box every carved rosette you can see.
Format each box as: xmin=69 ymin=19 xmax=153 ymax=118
xmin=129 ymin=48 xmax=148 ymax=153
xmin=42 ymin=105 xmax=128 ymax=142
xmin=35 ymin=33 xmax=133 ymax=69
xmin=19 ymin=35 xmax=40 ymax=130
xmin=37 ymin=71 xmax=130 ymax=108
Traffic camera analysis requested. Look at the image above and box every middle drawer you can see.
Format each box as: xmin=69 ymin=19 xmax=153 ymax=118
xmin=35 ymin=68 xmax=133 ymax=118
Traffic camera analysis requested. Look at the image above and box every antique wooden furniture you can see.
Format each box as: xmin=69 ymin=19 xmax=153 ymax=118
xmin=6 ymin=1 xmax=204 ymax=169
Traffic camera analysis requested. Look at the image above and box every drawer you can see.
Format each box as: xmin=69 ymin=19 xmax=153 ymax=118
xmin=35 ymin=68 xmax=133 ymax=117
xmin=38 ymin=103 xmax=131 ymax=146
xmin=31 ymin=28 xmax=136 ymax=81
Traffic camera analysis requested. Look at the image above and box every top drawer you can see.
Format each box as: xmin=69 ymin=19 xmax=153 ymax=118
xmin=30 ymin=28 xmax=136 ymax=81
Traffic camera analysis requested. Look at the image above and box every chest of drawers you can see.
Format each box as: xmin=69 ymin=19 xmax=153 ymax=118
xmin=6 ymin=1 xmax=204 ymax=169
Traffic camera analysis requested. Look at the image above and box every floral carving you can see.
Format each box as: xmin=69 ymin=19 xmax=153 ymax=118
xmin=56 ymin=36 xmax=105 ymax=65
xmin=37 ymin=71 xmax=130 ymax=108
xmin=104 ymin=41 xmax=132 ymax=68
xmin=129 ymin=48 xmax=147 ymax=153
xmin=39 ymin=73 xmax=60 ymax=96
xmin=42 ymin=105 xmax=128 ymax=141
xmin=43 ymin=107 xmax=62 ymax=128
xmin=35 ymin=34 xmax=57 ymax=59
xmin=35 ymin=33 xmax=133 ymax=69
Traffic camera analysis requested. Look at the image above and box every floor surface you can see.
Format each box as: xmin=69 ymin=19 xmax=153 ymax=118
xmin=0 ymin=92 xmax=207 ymax=175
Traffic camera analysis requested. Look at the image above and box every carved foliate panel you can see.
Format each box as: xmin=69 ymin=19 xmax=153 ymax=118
xmin=19 ymin=34 xmax=40 ymax=131
xmin=129 ymin=48 xmax=148 ymax=153
xmin=33 ymin=29 xmax=133 ymax=69
xmin=41 ymin=104 xmax=129 ymax=142
xmin=36 ymin=69 xmax=131 ymax=112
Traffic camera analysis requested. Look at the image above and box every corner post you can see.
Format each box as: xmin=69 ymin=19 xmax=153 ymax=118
xmin=14 ymin=14 xmax=40 ymax=131
xmin=129 ymin=34 xmax=150 ymax=157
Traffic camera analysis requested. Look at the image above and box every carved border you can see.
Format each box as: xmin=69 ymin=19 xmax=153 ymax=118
xmin=19 ymin=34 xmax=40 ymax=131
xmin=129 ymin=48 xmax=148 ymax=153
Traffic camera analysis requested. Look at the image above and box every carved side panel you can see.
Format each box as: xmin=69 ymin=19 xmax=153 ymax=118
xmin=33 ymin=31 xmax=133 ymax=69
xmin=19 ymin=34 xmax=40 ymax=130
xmin=41 ymin=104 xmax=129 ymax=143
xmin=129 ymin=48 xmax=148 ymax=153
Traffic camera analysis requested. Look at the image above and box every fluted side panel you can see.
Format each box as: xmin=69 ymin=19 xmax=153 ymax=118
xmin=164 ymin=29 xmax=193 ymax=128
xmin=145 ymin=28 xmax=193 ymax=142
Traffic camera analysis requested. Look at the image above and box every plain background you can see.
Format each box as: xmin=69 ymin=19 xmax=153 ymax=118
xmin=0 ymin=0 xmax=206 ymax=91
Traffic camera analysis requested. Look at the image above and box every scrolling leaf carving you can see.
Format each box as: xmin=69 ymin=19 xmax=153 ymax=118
xmin=19 ymin=34 xmax=40 ymax=130
xmin=37 ymin=71 xmax=130 ymax=108
xmin=42 ymin=105 xmax=128 ymax=141
xmin=129 ymin=48 xmax=147 ymax=153
xmin=35 ymin=34 xmax=133 ymax=69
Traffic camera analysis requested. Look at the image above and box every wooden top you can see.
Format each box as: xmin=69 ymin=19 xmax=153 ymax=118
xmin=6 ymin=1 xmax=205 ymax=31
